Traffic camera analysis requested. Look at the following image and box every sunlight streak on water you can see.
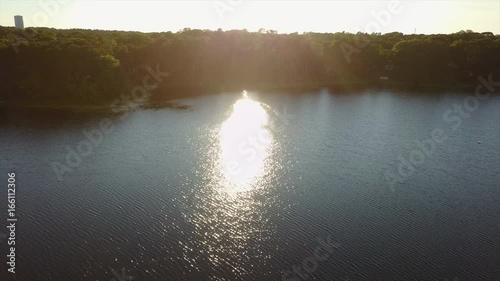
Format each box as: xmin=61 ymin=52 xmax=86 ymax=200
xmin=219 ymin=96 xmax=273 ymax=192
xmin=181 ymin=92 xmax=280 ymax=276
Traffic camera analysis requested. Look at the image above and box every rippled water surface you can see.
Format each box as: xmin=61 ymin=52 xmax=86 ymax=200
xmin=1 ymin=90 xmax=500 ymax=281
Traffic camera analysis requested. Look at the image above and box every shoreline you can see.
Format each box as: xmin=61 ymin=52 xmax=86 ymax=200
xmin=0 ymin=82 xmax=485 ymax=112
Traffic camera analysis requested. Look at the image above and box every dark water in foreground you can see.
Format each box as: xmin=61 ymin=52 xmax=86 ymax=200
xmin=1 ymin=90 xmax=500 ymax=281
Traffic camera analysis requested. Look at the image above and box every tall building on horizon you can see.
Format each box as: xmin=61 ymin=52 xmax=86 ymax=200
xmin=14 ymin=15 xmax=24 ymax=29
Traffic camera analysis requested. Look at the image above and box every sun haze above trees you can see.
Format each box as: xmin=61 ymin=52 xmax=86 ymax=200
xmin=0 ymin=27 xmax=499 ymax=106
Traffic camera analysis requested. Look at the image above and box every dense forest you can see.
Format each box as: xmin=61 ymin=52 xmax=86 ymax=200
xmin=0 ymin=27 xmax=499 ymax=107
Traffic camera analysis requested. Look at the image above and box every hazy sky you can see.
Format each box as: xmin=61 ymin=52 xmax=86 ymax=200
xmin=1 ymin=0 xmax=499 ymax=34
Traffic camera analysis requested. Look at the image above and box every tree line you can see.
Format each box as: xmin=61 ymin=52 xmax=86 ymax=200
xmin=0 ymin=27 xmax=499 ymax=106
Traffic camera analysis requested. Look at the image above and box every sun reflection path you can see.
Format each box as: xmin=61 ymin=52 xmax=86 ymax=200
xmin=177 ymin=92 xmax=285 ymax=277
xmin=219 ymin=94 xmax=274 ymax=192
xmin=199 ymin=92 xmax=277 ymax=273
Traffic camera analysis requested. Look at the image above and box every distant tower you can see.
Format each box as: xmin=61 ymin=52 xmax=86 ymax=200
xmin=14 ymin=15 xmax=24 ymax=29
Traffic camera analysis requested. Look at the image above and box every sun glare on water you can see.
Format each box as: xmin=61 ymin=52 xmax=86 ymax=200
xmin=177 ymin=92 xmax=284 ymax=271
xmin=218 ymin=92 xmax=274 ymax=192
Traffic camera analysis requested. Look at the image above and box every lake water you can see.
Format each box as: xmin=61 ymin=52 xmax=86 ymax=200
xmin=1 ymin=90 xmax=500 ymax=281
